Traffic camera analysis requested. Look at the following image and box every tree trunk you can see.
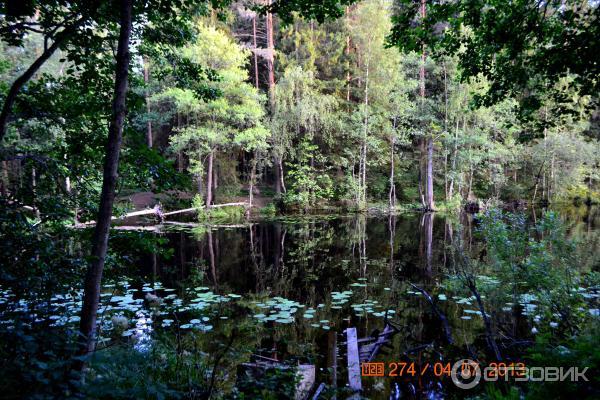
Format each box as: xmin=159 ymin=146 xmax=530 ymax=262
xmin=418 ymin=146 xmax=425 ymax=207
xmin=65 ymin=154 xmax=71 ymax=195
xmin=0 ymin=22 xmax=81 ymax=142
xmin=360 ymin=56 xmax=370 ymax=208
xmin=389 ymin=144 xmax=395 ymax=210
xmin=266 ymin=0 xmax=275 ymax=96
xmin=78 ymin=0 xmax=132 ymax=358
xmin=443 ymin=62 xmax=449 ymax=199
xmin=252 ymin=16 xmax=259 ymax=89
xmin=213 ymin=158 xmax=218 ymax=192
xmin=279 ymin=159 xmax=285 ymax=193
xmin=266 ymin=0 xmax=280 ymax=196
xmin=448 ymin=119 xmax=459 ymax=199
xmin=143 ymin=56 xmax=152 ymax=148
xmin=418 ymin=0 xmax=427 ymax=209
xmin=274 ymin=156 xmax=282 ymax=195
xmin=1 ymin=161 xmax=9 ymax=196
xmin=345 ymin=6 xmax=351 ymax=105
xmin=467 ymin=164 xmax=474 ymax=201
xmin=389 ymin=118 xmax=396 ymax=210
xmin=425 ymin=137 xmax=435 ymax=211
xmin=197 ymin=174 xmax=203 ymax=195
xmin=273 ymin=156 xmax=285 ymax=195
xmin=550 ymin=153 xmax=555 ymax=200
xmin=419 ymin=0 xmax=434 ymax=211
xmin=249 ymin=151 xmax=257 ymax=206
xmin=542 ymin=125 xmax=547 ymax=201
xmin=31 ymin=166 xmax=40 ymax=219
xmin=206 ymin=150 xmax=214 ymax=206
xmin=419 ymin=0 xmax=426 ymax=99
xmin=176 ymin=113 xmax=184 ymax=172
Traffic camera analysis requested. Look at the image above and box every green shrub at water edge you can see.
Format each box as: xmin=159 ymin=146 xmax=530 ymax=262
xmin=524 ymin=322 xmax=600 ymax=399
xmin=193 ymin=194 xmax=245 ymax=223
xmin=259 ymin=203 xmax=277 ymax=217
xmin=474 ymin=210 xmax=600 ymax=399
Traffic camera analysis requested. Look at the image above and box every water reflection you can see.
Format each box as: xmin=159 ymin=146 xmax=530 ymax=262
xmin=109 ymin=208 xmax=583 ymax=395
xmin=2 ymin=205 xmax=598 ymax=399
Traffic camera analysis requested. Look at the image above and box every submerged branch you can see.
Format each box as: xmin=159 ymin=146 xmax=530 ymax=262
xmin=409 ymin=283 xmax=454 ymax=345
xmin=466 ymin=279 xmax=503 ymax=361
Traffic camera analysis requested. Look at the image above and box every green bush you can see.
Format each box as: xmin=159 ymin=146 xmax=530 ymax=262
xmin=84 ymin=338 xmax=210 ymax=399
xmin=232 ymin=363 xmax=298 ymax=400
xmin=193 ymin=194 xmax=245 ymax=222
xmin=525 ymin=322 xmax=600 ymax=399
xmin=435 ymin=194 xmax=463 ymax=213
xmin=259 ymin=203 xmax=277 ymax=217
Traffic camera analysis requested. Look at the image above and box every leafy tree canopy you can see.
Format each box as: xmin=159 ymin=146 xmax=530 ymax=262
xmin=387 ymin=0 xmax=599 ymax=121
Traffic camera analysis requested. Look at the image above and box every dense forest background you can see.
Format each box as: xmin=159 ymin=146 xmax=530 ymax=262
xmin=1 ymin=0 xmax=598 ymax=219
xmin=1 ymin=0 xmax=599 ymax=399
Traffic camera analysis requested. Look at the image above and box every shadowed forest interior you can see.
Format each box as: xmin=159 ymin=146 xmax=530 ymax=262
xmin=0 ymin=0 xmax=599 ymax=399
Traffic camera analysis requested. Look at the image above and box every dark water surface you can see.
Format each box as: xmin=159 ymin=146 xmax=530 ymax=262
xmin=2 ymin=205 xmax=599 ymax=398
xmin=133 ymin=205 xmax=600 ymax=398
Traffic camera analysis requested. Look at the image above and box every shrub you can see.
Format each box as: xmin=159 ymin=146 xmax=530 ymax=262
xmin=259 ymin=203 xmax=277 ymax=217
xmin=193 ymin=194 xmax=245 ymax=222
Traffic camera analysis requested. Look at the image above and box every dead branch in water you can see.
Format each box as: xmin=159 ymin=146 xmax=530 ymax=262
xmin=78 ymin=202 xmax=250 ymax=227
xmin=410 ymin=283 xmax=454 ymax=345
xmin=466 ymin=278 xmax=503 ymax=361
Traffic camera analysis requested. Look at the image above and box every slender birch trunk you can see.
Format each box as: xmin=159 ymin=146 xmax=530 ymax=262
xmin=360 ymin=55 xmax=369 ymax=208
xmin=143 ymin=56 xmax=152 ymax=148
xmin=248 ymin=149 xmax=259 ymax=207
xmin=426 ymin=137 xmax=435 ymax=210
xmin=389 ymin=117 xmax=396 ymax=210
xmin=31 ymin=166 xmax=40 ymax=219
xmin=420 ymin=0 xmax=435 ymax=211
xmin=206 ymin=150 xmax=214 ymax=206
xmin=79 ymin=0 xmax=132 ymax=358
xmin=252 ymin=16 xmax=259 ymax=89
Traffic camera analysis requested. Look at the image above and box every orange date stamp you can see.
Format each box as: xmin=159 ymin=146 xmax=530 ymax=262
xmin=361 ymin=361 xmax=527 ymax=378
xmin=362 ymin=362 xmax=454 ymax=377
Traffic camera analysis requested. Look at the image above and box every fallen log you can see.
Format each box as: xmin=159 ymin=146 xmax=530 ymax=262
xmin=208 ymin=201 xmax=248 ymax=209
xmin=77 ymin=204 xmax=163 ymax=226
xmin=144 ymin=202 xmax=248 ymax=217
xmin=345 ymin=327 xmax=362 ymax=396
xmin=118 ymin=205 xmax=162 ymax=219
xmin=78 ymin=202 xmax=250 ymax=227
xmin=162 ymin=207 xmax=197 ymax=216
